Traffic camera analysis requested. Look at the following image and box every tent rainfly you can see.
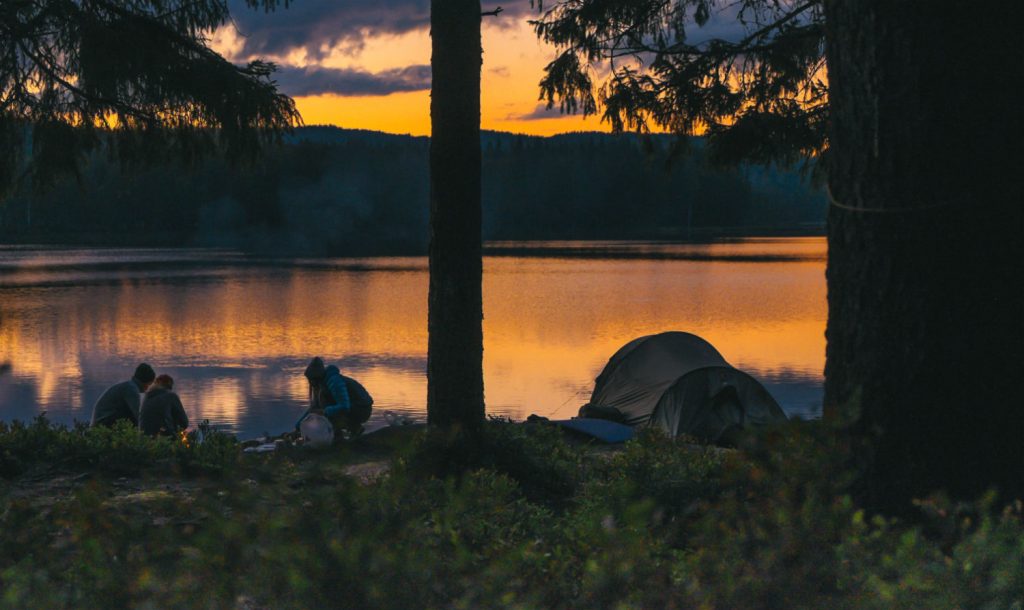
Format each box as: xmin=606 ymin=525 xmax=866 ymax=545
xmin=581 ymin=332 xmax=787 ymax=443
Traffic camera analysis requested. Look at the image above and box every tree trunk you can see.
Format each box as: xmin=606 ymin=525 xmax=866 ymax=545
xmin=427 ymin=0 xmax=484 ymax=429
xmin=823 ymin=1 xmax=1024 ymax=512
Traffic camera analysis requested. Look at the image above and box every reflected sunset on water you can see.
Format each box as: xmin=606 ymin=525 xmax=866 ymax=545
xmin=0 ymin=238 xmax=826 ymax=437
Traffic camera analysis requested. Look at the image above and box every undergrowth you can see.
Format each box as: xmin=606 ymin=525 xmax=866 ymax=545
xmin=0 ymin=415 xmax=239 ymax=478
xmin=0 ymin=417 xmax=1021 ymax=608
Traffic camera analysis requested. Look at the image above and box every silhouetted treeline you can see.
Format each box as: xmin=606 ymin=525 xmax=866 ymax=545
xmin=0 ymin=126 xmax=824 ymax=255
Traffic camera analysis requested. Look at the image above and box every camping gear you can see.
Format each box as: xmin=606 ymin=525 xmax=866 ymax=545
xmin=526 ymin=414 xmax=635 ymax=443
xmin=583 ymin=331 xmax=787 ymax=443
xmin=383 ymin=410 xmax=414 ymax=427
xmin=300 ymin=413 xmax=334 ymax=447
xmin=553 ymin=418 xmax=635 ymax=443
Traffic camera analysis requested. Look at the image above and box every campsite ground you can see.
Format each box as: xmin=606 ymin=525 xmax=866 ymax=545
xmin=1 ymin=418 xmax=1021 ymax=608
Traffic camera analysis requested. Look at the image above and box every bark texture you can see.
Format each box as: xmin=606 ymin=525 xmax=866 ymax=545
xmin=823 ymin=1 xmax=1024 ymax=512
xmin=427 ymin=0 xmax=485 ymax=428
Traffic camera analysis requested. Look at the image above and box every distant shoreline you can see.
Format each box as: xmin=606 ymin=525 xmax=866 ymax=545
xmin=0 ymin=227 xmax=825 ymax=258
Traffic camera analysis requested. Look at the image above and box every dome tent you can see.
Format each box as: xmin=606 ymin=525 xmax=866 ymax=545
xmin=583 ymin=332 xmax=787 ymax=443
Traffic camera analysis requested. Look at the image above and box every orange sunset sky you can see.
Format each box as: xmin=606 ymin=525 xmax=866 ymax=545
xmin=213 ymin=2 xmax=609 ymax=136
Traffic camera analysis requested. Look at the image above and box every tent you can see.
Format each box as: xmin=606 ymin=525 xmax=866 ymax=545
xmin=582 ymin=331 xmax=787 ymax=443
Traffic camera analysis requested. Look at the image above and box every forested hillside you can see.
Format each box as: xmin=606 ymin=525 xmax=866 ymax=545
xmin=0 ymin=127 xmax=824 ymax=255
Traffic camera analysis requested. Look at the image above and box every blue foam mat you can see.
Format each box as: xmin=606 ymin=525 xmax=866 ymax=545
xmin=551 ymin=418 xmax=635 ymax=443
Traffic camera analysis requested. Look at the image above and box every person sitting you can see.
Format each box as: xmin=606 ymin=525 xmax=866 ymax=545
xmin=296 ymin=357 xmax=373 ymax=438
xmin=90 ymin=363 xmax=156 ymax=428
xmin=139 ymin=374 xmax=190 ymax=438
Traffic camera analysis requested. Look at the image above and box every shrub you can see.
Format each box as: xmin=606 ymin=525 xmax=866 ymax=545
xmin=396 ymin=418 xmax=587 ymax=505
xmin=1 ymin=418 xmax=1021 ymax=609
xmin=0 ymin=415 xmax=238 ymax=479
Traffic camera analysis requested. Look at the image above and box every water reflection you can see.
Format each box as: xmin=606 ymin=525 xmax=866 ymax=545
xmin=0 ymin=240 xmax=826 ymax=438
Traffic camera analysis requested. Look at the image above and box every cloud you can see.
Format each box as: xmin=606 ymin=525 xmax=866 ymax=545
xmin=489 ymin=66 xmax=511 ymax=78
xmin=273 ymin=64 xmax=431 ymax=96
xmin=226 ymin=1 xmax=428 ymax=59
xmin=227 ymin=1 xmax=532 ymax=60
xmin=685 ymin=7 xmax=752 ymax=46
xmin=507 ymin=103 xmax=577 ymax=121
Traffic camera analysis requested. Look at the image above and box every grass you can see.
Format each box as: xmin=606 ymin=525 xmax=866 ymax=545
xmin=1 ymin=416 xmax=1022 ymax=609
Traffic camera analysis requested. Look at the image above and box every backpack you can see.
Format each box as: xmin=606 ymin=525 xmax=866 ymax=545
xmin=324 ymin=368 xmax=374 ymax=425
xmin=343 ymin=376 xmax=373 ymax=413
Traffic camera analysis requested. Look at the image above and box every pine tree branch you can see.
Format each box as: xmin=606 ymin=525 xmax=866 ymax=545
xmin=15 ymin=40 xmax=159 ymax=123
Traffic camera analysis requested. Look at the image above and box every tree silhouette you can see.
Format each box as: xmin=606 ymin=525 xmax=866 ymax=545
xmin=531 ymin=0 xmax=826 ymax=167
xmin=427 ymin=0 xmax=485 ymax=429
xmin=0 ymin=0 xmax=299 ymax=196
xmin=822 ymin=0 xmax=1023 ymax=512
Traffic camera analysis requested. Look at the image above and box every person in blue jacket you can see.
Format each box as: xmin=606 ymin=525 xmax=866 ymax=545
xmin=296 ymin=357 xmax=373 ymax=437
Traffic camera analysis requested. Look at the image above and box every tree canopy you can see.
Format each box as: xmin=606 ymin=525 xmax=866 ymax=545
xmin=531 ymin=0 xmax=827 ymax=166
xmin=0 ymin=0 xmax=299 ymax=195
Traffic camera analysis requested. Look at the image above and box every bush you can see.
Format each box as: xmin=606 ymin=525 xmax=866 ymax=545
xmin=0 ymin=415 xmax=238 ymax=479
xmin=396 ymin=418 xmax=587 ymax=505
xmin=1 ymin=418 xmax=1021 ymax=609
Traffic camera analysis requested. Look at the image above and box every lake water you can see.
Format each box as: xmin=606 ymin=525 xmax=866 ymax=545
xmin=0 ymin=238 xmax=826 ymax=438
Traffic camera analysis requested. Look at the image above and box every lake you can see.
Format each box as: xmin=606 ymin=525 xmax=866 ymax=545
xmin=0 ymin=238 xmax=826 ymax=438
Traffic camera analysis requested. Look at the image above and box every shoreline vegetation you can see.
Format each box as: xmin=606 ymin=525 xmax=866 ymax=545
xmin=0 ymin=127 xmax=826 ymax=257
xmin=1 ymin=416 xmax=1021 ymax=608
xmin=0 ymin=226 xmax=826 ymax=252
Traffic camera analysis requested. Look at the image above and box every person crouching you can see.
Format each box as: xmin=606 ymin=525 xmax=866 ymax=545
xmin=297 ymin=357 xmax=373 ymax=438
xmin=139 ymin=374 xmax=190 ymax=438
